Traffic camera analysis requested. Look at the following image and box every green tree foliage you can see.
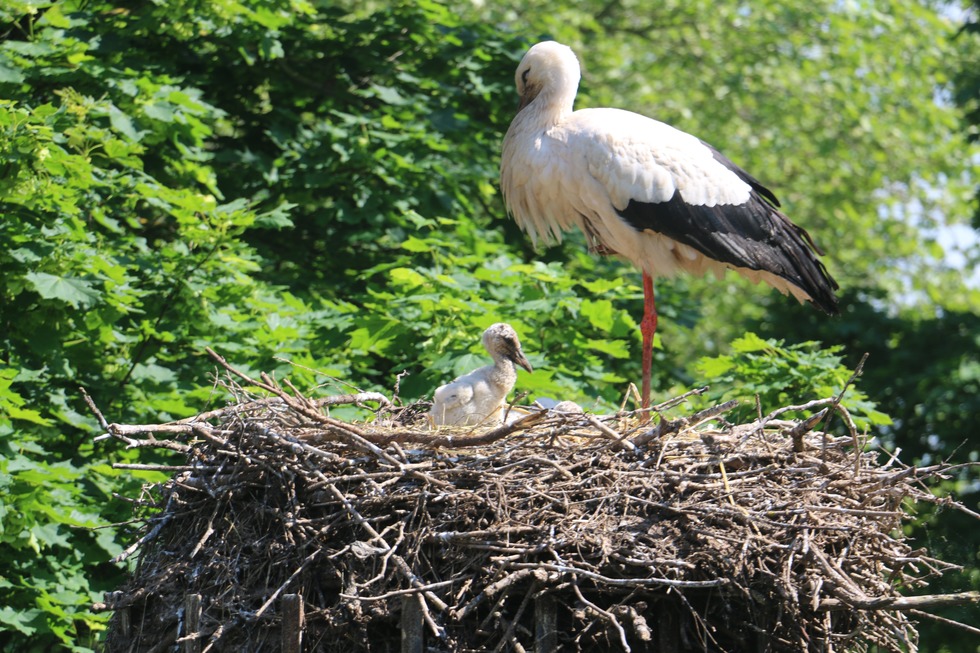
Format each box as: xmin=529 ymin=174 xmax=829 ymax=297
xmin=955 ymin=0 xmax=980 ymax=225
xmin=0 ymin=0 xmax=977 ymax=650
xmin=693 ymin=332 xmax=890 ymax=430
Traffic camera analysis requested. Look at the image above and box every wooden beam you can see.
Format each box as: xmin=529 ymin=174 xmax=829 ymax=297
xmin=401 ymin=594 xmax=424 ymax=653
xmin=281 ymin=593 xmax=304 ymax=653
xmin=817 ymin=591 xmax=980 ymax=611
xmin=183 ymin=594 xmax=202 ymax=653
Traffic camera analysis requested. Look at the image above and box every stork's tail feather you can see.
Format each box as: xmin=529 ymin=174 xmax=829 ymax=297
xmin=782 ymin=221 xmax=840 ymax=315
xmin=802 ymin=263 xmax=840 ymax=315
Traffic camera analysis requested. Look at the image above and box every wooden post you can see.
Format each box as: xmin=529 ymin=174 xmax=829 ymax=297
xmin=534 ymin=593 xmax=557 ymax=653
xmin=183 ymin=594 xmax=202 ymax=653
xmin=401 ymin=594 xmax=424 ymax=653
xmin=281 ymin=593 xmax=304 ymax=653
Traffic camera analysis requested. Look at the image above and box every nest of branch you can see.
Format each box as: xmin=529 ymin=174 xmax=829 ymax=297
xmin=93 ymin=351 xmax=978 ymax=653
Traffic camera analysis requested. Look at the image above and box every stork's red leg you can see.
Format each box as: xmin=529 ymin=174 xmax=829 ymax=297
xmin=640 ymin=272 xmax=657 ymax=410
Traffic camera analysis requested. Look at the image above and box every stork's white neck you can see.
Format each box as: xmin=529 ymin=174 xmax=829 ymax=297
xmin=523 ymin=91 xmax=574 ymax=129
xmin=487 ymin=357 xmax=518 ymax=389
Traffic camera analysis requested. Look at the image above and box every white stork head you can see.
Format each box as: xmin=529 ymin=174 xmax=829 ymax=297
xmin=514 ymin=41 xmax=580 ymax=115
xmin=482 ymin=323 xmax=533 ymax=373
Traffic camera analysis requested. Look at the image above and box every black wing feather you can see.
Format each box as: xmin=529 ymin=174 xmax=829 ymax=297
xmin=617 ymin=191 xmax=840 ymax=315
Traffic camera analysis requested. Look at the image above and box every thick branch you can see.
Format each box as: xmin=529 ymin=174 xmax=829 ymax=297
xmin=817 ymin=591 xmax=980 ymax=611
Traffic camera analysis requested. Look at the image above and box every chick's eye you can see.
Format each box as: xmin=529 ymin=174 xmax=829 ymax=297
xmin=521 ymin=68 xmax=530 ymax=85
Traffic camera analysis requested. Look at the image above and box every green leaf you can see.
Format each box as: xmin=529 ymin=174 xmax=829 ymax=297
xmin=389 ymin=267 xmax=428 ymax=289
xmin=142 ymin=102 xmax=174 ymax=122
xmin=7 ymin=405 xmax=53 ymax=426
xmin=0 ymin=61 xmax=26 ymax=84
xmin=371 ymin=85 xmax=407 ymax=106
xmin=254 ymin=202 xmax=296 ymax=229
xmin=583 ymin=338 xmax=629 ymax=358
xmin=24 ymin=272 xmax=100 ymax=308
xmin=580 ymin=298 xmax=615 ymax=331
xmin=400 ymin=236 xmax=433 ymax=253
xmin=451 ymin=353 xmax=486 ymax=376
xmin=0 ymin=606 xmax=40 ymax=636
xmin=730 ymin=332 xmax=772 ymax=354
xmin=695 ymin=355 xmax=735 ymax=378
xmin=108 ymin=104 xmax=141 ymax=141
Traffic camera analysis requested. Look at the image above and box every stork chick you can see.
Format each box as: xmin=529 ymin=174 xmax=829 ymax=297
xmin=430 ymin=323 xmax=533 ymax=427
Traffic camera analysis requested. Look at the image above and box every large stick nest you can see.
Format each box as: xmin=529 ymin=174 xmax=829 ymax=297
xmin=94 ymin=351 xmax=978 ymax=653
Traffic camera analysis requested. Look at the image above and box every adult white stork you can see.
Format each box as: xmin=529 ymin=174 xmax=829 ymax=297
xmin=430 ymin=323 xmax=533 ymax=427
xmin=500 ymin=41 xmax=839 ymax=409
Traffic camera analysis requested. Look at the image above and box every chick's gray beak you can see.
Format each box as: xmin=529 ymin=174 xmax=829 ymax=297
xmin=512 ymin=347 xmax=533 ymax=374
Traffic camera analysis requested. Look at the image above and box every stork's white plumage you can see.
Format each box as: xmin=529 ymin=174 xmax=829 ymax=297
xmin=500 ymin=41 xmax=839 ymax=408
xmin=430 ymin=323 xmax=533 ymax=427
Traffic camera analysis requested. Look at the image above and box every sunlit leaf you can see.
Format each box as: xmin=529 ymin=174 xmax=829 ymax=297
xmin=25 ymin=272 xmax=100 ymax=308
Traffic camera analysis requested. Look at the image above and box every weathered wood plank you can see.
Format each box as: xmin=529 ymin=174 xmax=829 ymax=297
xmin=401 ymin=594 xmax=424 ymax=653
xmin=282 ymin=593 xmax=304 ymax=653
xmin=183 ymin=594 xmax=202 ymax=653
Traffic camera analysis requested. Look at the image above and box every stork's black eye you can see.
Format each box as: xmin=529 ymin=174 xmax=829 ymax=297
xmin=521 ymin=68 xmax=530 ymax=85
